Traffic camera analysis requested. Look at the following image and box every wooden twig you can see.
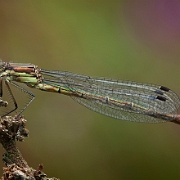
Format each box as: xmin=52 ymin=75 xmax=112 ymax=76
xmin=0 ymin=116 xmax=59 ymax=180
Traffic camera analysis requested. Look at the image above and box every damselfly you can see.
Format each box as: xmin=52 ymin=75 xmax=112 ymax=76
xmin=0 ymin=60 xmax=180 ymax=124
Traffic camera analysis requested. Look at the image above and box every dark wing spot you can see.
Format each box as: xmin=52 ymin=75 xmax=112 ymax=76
xmin=160 ymin=86 xmax=170 ymax=92
xmin=156 ymin=96 xmax=167 ymax=101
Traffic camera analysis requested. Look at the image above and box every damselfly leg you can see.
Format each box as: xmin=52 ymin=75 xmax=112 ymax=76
xmin=0 ymin=78 xmax=35 ymax=117
xmin=0 ymin=78 xmax=8 ymax=108
xmin=9 ymin=81 xmax=35 ymax=116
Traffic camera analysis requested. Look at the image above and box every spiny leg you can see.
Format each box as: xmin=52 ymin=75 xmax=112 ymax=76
xmin=1 ymin=80 xmax=18 ymax=117
xmin=9 ymin=81 xmax=35 ymax=117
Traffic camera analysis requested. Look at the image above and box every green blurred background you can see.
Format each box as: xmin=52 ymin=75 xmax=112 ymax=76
xmin=1 ymin=1 xmax=180 ymax=179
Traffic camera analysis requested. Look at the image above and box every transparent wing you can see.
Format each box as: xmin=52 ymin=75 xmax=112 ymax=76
xmin=41 ymin=69 xmax=180 ymax=123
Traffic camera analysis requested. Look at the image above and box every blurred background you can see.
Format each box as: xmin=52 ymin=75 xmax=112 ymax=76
xmin=0 ymin=0 xmax=180 ymax=179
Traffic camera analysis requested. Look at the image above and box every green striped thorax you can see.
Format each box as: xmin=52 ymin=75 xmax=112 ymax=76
xmin=0 ymin=60 xmax=43 ymax=88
